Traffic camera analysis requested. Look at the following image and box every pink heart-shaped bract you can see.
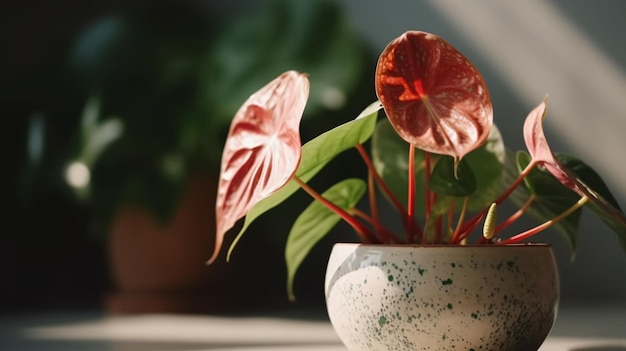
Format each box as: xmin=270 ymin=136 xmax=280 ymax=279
xmin=210 ymin=70 xmax=309 ymax=263
xmin=523 ymin=98 xmax=626 ymax=224
xmin=523 ymin=98 xmax=581 ymax=193
xmin=375 ymin=31 xmax=493 ymax=162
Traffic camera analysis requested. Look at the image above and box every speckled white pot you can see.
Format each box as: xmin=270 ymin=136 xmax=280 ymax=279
xmin=325 ymin=243 xmax=559 ymax=351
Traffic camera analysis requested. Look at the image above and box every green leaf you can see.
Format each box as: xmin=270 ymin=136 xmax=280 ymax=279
xmin=285 ymin=178 xmax=366 ymax=301
xmin=461 ymin=126 xmax=506 ymax=210
xmin=557 ymin=154 xmax=626 ymax=252
xmin=514 ymin=151 xmax=582 ymax=250
xmin=429 ymin=156 xmax=476 ymax=196
xmin=557 ymin=154 xmax=622 ymax=211
xmin=372 ymin=120 xmax=505 ymax=215
xmin=225 ymin=101 xmax=381 ymax=259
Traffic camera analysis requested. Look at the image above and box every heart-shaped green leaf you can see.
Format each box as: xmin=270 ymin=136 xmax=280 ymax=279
xmin=285 ymin=178 xmax=366 ymax=301
xmin=558 ymin=154 xmax=626 ymax=252
xmin=460 ymin=126 xmax=506 ymax=209
xmin=429 ymin=156 xmax=476 ymax=196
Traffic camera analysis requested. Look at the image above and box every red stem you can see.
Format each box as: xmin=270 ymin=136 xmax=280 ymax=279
xmin=434 ymin=215 xmax=443 ymax=244
xmin=366 ymin=170 xmax=387 ymax=242
xmin=500 ymin=195 xmax=589 ymax=244
xmin=494 ymin=194 xmax=536 ymax=235
xmin=355 ymin=144 xmax=405 ymax=213
xmin=368 ymin=171 xmax=378 ymax=223
xmin=494 ymin=159 xmax=538 ymax=205
xmin=455 ymin=160 xmax=539 ymax=242
xmin=449 ymin=197 xmax=469 ymax=244
xmin=355 ymin=144 xmax=422 ymax=243
xmin=408 ymin=144 xmax=417 ymax=243
xmin=421 ymin=151 xmax=432 ymax=244
xmin=424 ymin=151 xmax=432 ymax=220
xmin=294 ymin=176 xmax=377 ymax=243
xmin=451 ymin=211 xmax=485 ymax=244
xmin=351 ymin=208 xmax=402 ymax=243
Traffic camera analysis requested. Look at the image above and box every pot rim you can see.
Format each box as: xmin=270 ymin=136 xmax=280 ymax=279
xmin=332 ymin=242 xmax=552 ymax=248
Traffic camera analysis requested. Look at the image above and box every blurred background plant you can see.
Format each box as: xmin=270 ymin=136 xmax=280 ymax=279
xmin=6 ymin=0 xmax=375 ymax=313
xmin=64 ymin=0 xmax=371 ymax=230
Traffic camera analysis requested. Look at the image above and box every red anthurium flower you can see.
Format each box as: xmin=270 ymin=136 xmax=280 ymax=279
xmin=375 ymin=31 xmax=493 ymax=162
xmin=210 ymin=70 xmax=309 ymax=263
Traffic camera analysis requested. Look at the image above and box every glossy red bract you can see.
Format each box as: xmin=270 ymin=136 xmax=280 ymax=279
xmin=375 ymin=31 xmax=493 ymax=161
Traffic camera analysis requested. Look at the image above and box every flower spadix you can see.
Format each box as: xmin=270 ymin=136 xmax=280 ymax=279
xmin=375 ymin=31 xmax=493 ymax=164
xmin=209 ymin=70 xmax=309 ymax=263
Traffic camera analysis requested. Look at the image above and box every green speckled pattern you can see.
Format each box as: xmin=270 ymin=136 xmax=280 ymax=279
xmin=325 ymin=244 xmax=559 ymax=351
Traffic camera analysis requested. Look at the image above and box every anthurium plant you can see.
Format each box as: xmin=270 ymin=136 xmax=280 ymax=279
xmin=209 ymin=31 xmax=626 ymax=299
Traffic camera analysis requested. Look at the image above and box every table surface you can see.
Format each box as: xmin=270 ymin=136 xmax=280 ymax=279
xmin=1 ymin=304 xmax=625 ymax=351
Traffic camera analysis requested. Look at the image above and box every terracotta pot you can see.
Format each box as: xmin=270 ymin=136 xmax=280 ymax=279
xmin=325 ymin=243 xmax=559 ymax=351
xmin=106 ymin=175 xmax=237 ymax=314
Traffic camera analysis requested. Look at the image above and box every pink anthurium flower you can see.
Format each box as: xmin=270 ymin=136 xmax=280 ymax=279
xmin=523 ymin=98 xmax=584 ymax=194
xmin=523 ymin=98 xmax=626 ymax=224
xmin=209 ymin=70 xmax=309 ymax=263
xmin=375 ymin=31 xmax=493 ymax=162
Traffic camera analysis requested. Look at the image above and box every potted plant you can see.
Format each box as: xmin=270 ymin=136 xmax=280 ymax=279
xmin=208 ymin=31 xmax=626 ymax=350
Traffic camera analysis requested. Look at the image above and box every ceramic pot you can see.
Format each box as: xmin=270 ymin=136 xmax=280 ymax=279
xmin=325 ymin=243 xmax=559 ymax=351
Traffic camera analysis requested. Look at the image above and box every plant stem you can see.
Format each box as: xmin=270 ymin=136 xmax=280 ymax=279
xmin=494 ymin=194 xmax=536 ymax=235
xmin=450 ymin=197 xmax=469 ymax=244
xmin=351 ymin=208 xmax=402 ymax=243
xmin=367 ymin=170 xmax=378 ymax=224
xmin=454 ymin=211 xmax=485 ymax=244
xmin=445 ymin=200 xmax=455 ymax=243
xmin=408 ymin=144 xmax=417 ymax=243
xmin=363 ymin=172 xmax=404 ymax=243
xmin=355 ymin=144 xmax=405 ymax=212
xmin=424 ymin=150 xmax=432 ymax=219
xmin=456 ymin=159 xmax=539 ymax=241
xmin=494 ymin=159 xmax=538 ymax=206
xmin=500 ymin=195 xmax=589 ymax=244
xmin=293 ymin=176 xmax=378 ymax=243
xmin=435 ymin=215 xmax=443 ymax=244
xmin=355 ymin=144 xmax=421 ymax=241
xmin=421 ymin=150 xmax=432 ymax=244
